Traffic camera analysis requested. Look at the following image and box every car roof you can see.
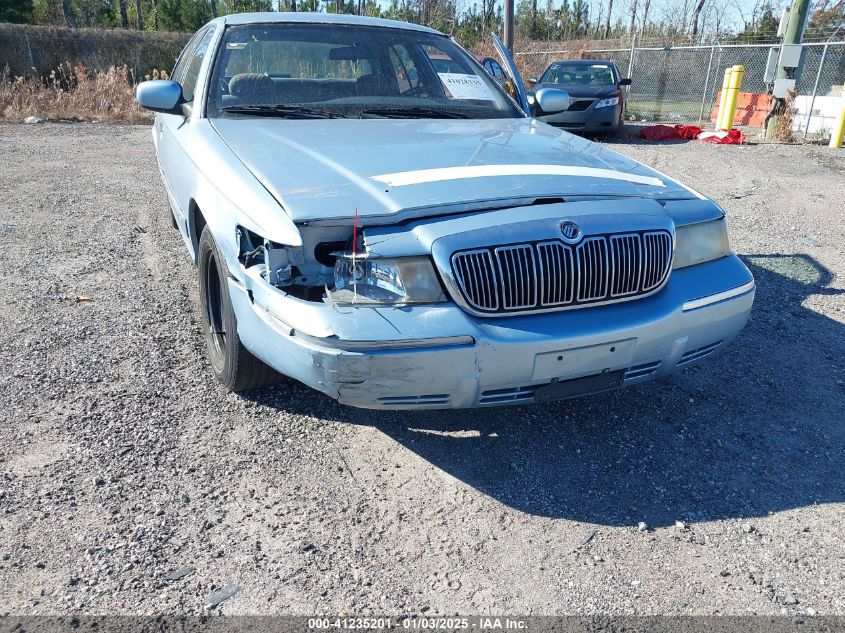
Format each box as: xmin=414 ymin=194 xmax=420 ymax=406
xmin=213 ymin=11 xmax=442 ymax=35
xmin=548 ymin=59 xmax=616 ymax=66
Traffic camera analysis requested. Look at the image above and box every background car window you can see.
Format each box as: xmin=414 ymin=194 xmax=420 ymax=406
xmin=180 ymin=27 xmax=214 ymax=102
xmin=540 ymin=63 xmax=617 ymax=86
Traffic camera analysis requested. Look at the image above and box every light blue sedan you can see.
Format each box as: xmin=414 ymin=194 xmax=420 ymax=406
xmin=135 ymin=12 xmax=754 ymax=409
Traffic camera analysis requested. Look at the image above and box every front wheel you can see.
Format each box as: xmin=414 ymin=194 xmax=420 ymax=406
xmin=197 ymin=225 xmax=277 ymax=391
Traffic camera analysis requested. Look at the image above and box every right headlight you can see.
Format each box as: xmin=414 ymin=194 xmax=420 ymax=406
xmin=328 ymin=255 xmax=446 ymax=305
xmin=673 ymin=219 xmax=731 ymax=269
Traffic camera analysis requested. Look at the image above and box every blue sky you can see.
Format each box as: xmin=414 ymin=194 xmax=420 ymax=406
xmin=430 ymin=0 xmax=791 ymax=35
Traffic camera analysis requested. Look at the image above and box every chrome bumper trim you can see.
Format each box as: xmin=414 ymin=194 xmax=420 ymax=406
xmin=682 ymin=280 xmax=755 ymax=312
xmin=291 ymin=332 xmax=476 ymax=352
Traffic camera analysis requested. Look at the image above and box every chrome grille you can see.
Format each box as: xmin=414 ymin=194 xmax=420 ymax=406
xmin=642 ymin=231 xmax=673 ymax=291
xmin=610 ymin=233 xmax=642 ymax=297
xmin=495 ymin=244 xmax=537 ymax=310
xmin=452 ymin=248 xmax=498 ymax=311
xmin=576 ymin=237 xmax=609 ymax=302
xmin=537 ymin=241 xmax=574 ymax=306
xmin=449 ymin=230 xmax=673 ymax=316
xmin=566 ymin=99 xmax=595 ymax=111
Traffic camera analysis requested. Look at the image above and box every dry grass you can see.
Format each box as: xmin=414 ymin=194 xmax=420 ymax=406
xmin=0 ymin=64 xmax=165 ymax=124
xmin=773 ymin=89 xmax=798 ymax=142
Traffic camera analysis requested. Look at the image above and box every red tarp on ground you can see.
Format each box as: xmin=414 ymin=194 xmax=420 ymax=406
xmin=638 ymin=125 xmax=745 ymax=144
xmin=696 ymin=129 xmax=746 ymax=144
xmin=639 ymin=124 xmax=703 ymax=141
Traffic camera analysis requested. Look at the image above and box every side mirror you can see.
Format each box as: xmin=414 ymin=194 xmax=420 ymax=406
xmin=619 ymin=77 xmax=632 ymax=86
xmin=532 ymin=87 xmax=570 ymax=115
xmin=136 ymin=80 xmax=184 ymax=114
xmin=527 ymin=77 xmax=539 ymax=85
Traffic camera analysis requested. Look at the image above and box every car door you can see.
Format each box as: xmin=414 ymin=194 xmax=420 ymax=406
xmin=487 ymin=58 xmax=516 ymax=98
xmin=156 ymin=25 xmax=216 ymax=232
xmin=491 ymin=34 xmax=529 ymax=114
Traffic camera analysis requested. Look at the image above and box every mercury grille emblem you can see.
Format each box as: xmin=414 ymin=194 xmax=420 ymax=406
xmin=560 ymin=220 xmax=581 ymax=241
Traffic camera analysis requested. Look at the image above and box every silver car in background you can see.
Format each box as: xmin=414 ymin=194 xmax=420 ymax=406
xmin=135 ymin=13 xmax=754 ymax=409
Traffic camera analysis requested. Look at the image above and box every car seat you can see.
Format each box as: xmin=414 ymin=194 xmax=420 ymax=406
xmin=228 ymin=73 xmax=276 ymax=103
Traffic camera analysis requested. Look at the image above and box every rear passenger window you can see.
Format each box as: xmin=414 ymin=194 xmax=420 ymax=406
xmin=180 ymin=27 xmax=214 ymax=102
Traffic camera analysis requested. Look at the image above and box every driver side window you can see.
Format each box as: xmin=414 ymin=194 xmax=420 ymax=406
xmin=179 ymin=27 xmax=215 ymax=102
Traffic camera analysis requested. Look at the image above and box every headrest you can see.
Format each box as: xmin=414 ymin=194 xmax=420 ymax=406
xmin=229 ymin=73 xmax=274 ymax=97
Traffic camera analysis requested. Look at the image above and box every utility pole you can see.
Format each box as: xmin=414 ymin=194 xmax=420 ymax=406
xmin=765 ymin=0 xmax=811 ymax=138
xmin=503 ymin=0 xmax=514 ymax=51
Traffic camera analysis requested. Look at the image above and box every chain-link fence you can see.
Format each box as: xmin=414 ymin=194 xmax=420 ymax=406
xmin=515 ymin=39 xmax=845 ymax=134
xmin=0 ymin=24 xmax=190 ymax=79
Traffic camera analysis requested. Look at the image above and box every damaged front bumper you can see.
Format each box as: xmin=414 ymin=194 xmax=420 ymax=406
xmin=228 ymin=254 xmax=754 ymax=409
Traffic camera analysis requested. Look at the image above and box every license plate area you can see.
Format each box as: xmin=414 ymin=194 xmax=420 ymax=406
xmin=534 ymin=370 xmax=625 ymax=403
xmin=532 ymin=338 xmax=636 ymax=381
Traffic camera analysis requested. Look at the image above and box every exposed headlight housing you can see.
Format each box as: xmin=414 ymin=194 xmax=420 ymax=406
xmin=595 ymin=96 xmax=620 ymax=108
xmin=329 ymin=255 xmax=446 ymax=305
xmin=673 ymin=219 xmax=731 ymax=269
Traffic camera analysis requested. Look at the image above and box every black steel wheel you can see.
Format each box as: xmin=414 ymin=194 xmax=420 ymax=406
xmin=197 ymin=225 xmax=277 ymax=391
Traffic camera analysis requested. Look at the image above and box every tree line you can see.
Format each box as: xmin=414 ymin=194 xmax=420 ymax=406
xmin=1 ymin=0 xmax=842 ymax=47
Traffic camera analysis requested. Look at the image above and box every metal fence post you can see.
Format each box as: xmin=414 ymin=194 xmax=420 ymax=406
xmin=803 ymin=25 xmax=843 ymax=139
xmin=627 ymin=30 xmax=637 ymax=79
xmin=24 ymin=33 xmax=35 ymax=71
xmin=624 ymin=30 xmax=637 ymax=118
xmin=803 ymin=42 xmax=829 ymax=138
xmin=698 ymin=39 xmax=717 ymax=127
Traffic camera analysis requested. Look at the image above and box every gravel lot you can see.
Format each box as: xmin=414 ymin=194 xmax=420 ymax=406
xmin=0 ymin=123 xmax=843 ymax=616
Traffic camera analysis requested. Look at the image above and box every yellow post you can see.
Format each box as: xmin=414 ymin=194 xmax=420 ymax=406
xmin=719 ymin=66 xmax=744 ymax=130
xmin=723 ymin=65 xmax=744 ymax=130
xmin=716 ymin=67 xmax=733 ymax=130
xmin=830 ymin=103 xmax=845 ymax=149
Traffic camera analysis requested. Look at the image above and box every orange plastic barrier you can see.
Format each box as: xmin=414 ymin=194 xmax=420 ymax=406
xmin=711 ymin=92 xmax=771 ymax=128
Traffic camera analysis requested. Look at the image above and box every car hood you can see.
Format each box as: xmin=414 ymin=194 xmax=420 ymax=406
xmin=533 ymin=83 xmax=618 ymax=98
xmin=211 ymin=117 xmax=695 ymax=224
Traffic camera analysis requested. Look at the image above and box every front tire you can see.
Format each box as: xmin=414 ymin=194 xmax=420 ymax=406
xmin=197 ymin=225 xmax=276 ymax=391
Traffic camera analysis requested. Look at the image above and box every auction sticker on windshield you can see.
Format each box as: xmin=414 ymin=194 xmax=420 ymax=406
xmin=438 ymin=73 xmax=494 ymax=100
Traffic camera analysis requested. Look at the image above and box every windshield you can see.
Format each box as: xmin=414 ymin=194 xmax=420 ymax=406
xmin=207 ymin=23 xmax=522 ymax=119
xmin=539 ymin=63 xmax=617 ymax=86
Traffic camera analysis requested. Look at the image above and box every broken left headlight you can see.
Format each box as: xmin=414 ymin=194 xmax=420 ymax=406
xmin=329 ymin=255 xmax=446 ymax=305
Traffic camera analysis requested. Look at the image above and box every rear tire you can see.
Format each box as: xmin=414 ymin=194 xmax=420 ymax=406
xmin=197 ymin=225 xmax=277 ymax=391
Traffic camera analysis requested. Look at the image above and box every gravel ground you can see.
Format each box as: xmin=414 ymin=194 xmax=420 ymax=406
xmin=0 ymin=123 xmax=843 ymax=617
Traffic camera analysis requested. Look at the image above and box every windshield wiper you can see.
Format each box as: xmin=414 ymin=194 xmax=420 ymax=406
xmin=220 ymin=104 xmax=345 ymax=119
xmin=360 ymin=107 xmax=468 ymax=119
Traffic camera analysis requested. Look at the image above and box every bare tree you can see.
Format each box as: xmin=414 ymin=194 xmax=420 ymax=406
xmin=210 ymin=0 xmax=218 ymax=17
xmin=628 ymin=0 xmax=638 ymax=35
xmin=480 ymin=0 xmax=495 ymax=29
xmin=61 ymin=0 xmax=77 ymax=27
xmin=531 ymin=0 xmax=537 ymax=32
xmin=690 ymin=0 xmax=705 ymax=40
xmin=118 ymin=0 xmax=129 ymax=27
xmin=604 ymin=0 xmax=614 ymax=36
xmin=640 ymin=0 xmax=651 ymax=28
xmin=135 ymin=0 xmax=144 ymax=29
